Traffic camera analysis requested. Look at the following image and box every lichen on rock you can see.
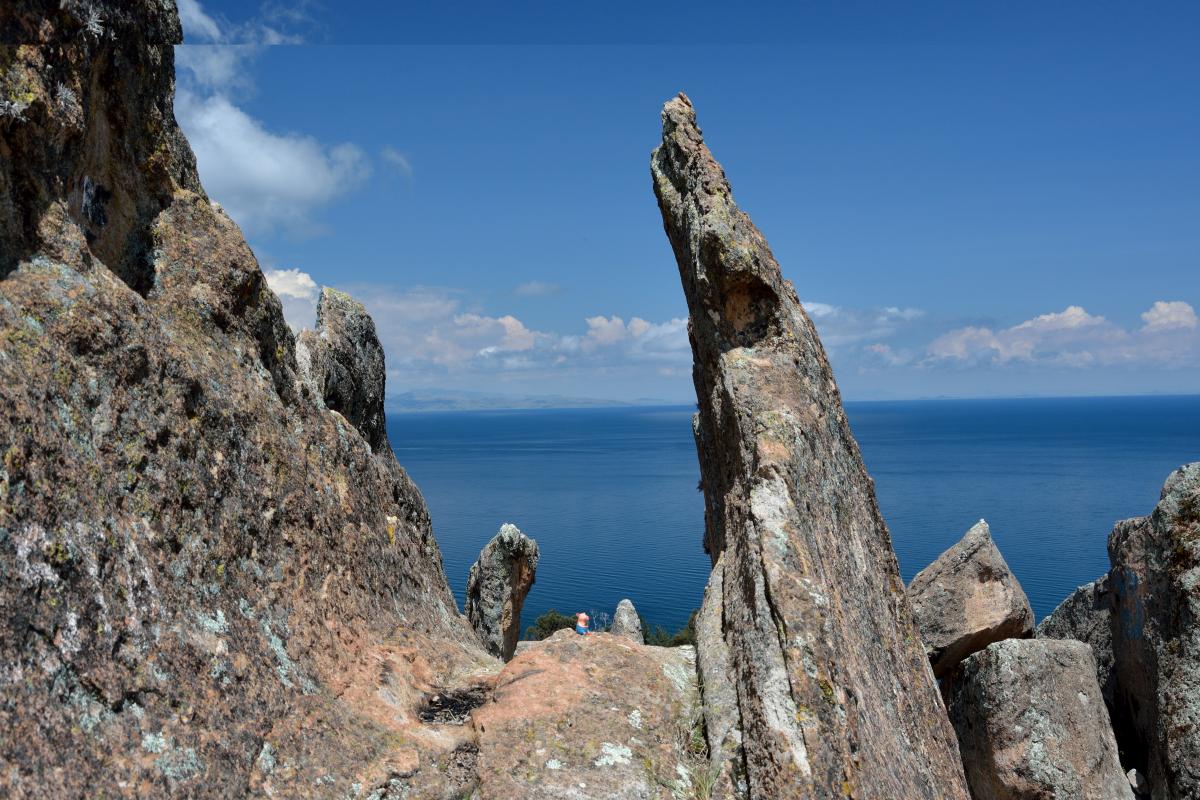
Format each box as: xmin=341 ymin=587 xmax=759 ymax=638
xmin=295 ymin=287 xmax=390 ymax=454
xmin=0 ymin=3 xmax=493 ymax=796
xmin=946 ymin=638 xmax=1133 ymax=800
xmin=465 ymin=522 xmax=539 ymax=661
xmin=610 ymin=598 xmax=644 ymax=643
xmin=1109 ymin=463 xmax=1200 ymax=800
xmin=651 ymin=92 xmax=969 ymax=799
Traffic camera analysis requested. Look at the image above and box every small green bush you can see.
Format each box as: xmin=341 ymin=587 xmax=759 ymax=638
xmin=524 ymin=609 xmax=576 ymax=641
xmin=641 ymin=608 xmax=699 ymax=647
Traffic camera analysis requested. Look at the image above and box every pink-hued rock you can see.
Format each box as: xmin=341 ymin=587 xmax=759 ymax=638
xmin=907 ymin=520 xmax=1034 ymax=676
xmin=473 ymin=631 xmax=702 ymax=800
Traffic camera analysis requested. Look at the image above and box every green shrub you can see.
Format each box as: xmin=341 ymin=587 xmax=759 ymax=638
xmin=640 ymin=608 xmax=699 ymax=647
xmin=524 ymin=609 xmax=576 ymax=641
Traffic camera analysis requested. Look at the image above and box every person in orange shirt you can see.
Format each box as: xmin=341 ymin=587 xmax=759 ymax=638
xmin=575 ymin=611 xmax=590 ymax=635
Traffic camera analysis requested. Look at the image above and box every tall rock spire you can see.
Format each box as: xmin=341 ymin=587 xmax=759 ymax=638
xmin=651 ymin=92 xmax=970 ymax=799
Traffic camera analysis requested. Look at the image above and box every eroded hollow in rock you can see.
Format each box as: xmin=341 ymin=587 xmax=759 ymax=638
xmin=417 ymin=687 xmax=489 ymax=725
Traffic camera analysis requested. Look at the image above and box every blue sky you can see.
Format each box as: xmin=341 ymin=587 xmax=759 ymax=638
xmin=174 ymin=1 xmax=1200 ymax=403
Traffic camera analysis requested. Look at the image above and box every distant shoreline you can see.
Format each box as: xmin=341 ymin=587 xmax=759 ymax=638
xmin=387 ymin=392 xmax=1200 ymax=414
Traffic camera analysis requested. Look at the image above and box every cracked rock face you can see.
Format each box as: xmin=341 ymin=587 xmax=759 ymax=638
xmin=610 ymin=598 xmax=644 ymax=643
xmin=907 ymin=520 xmax=1034 ymax=677
xmin=696 ymin=551 xmax=748 ymax=799
xmin=652 ymin=92 xmax=969 ymax=799
xmin=0 ymin=3 xmax=491 ymax=796
xmin=465 ymin=523 xmax=539 ymax=661
xmin=946 ymin=639 xmax=1134 ymax=800
xmin=1037 ymin=576 xmax=1118 ymax=712
xmin=1109 ymin=463 xmax=1200 ymax=800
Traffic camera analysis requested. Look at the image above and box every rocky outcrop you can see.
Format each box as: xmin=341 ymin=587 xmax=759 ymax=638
xmin=1037 ymin=576 xmax=1117 ymax=708
xmin=946 ymin=639 xmax=1133 ymax=800
xmin=907 ymin=520 xmax=1034 ymax=677
xmin=465 ymin=523 xmax=539 ymax=661
xmin=1 ymin=4 xmax=495 ymax=796
xmin=473 ymin=630 xmax=703 ymax=800
xmin=696 ymin=551 xmax=748 ymax=799
xmin=296 ymin=287 xmax=390 ymax=454
xmin=610 ymin=598 xmax=644 ymax=643
xmin=1109 ymin=463 xmax=1200 ymax=799
xmin=652 ymin=92 xmax=969 ymax=799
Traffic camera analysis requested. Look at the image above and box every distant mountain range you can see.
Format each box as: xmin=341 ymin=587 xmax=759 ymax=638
xmin=386 ymin=389 xmax=679 ymax=412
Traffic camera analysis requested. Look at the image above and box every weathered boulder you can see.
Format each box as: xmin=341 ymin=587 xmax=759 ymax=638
xmin=472 ymin=630 xmax=704 ymax=800
xmin=907 ymin=520 xmax=1034 ymax=677
xmin=1037 ymin=576 xmax=1117 ymax=709
xmin=1109 ymin=463 xmax=1200 ymax=799
xmin=295 ymin=287 xmax=390 ymax=454
xmin=610 ymin=598 xmax=644 ymax=643
xmin=465 ymin=523 xmax=540 ymax=661
xmin=0 ymin=4 xmax=496 ymax=796
xmin=946 ymin=639 xmax=1133 ymax=800
xmin=652 ymin=92 xmax=969 ymax=799
xmin=696 ymin=551 xmax=748 ymax=799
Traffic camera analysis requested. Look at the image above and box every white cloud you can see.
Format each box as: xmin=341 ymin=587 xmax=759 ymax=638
xmin=801 ymin=301 xmax=926 ymax=348
xmin=264 ymin=267 xmax=319 ymax=330
xmin=174 ymin=1 xmax=373 ymax=236
xmin=1141 ymin=300 xmax=1198 ymax=332
xmin=175 ymin=45 xmax=258 ymax=92
xmin=927 ymin=301 xmax=1198 ymax=368
xmin=863 ymin=342 xmax=912 ymax=367
xmin=266 ymin=277 xmax=690 ymax=386
xmin=380 ymin=147 xmax=414 ymax=180
xmin=175 ymin=92 xmax=369 ymax=235
xmin=178 ymin=0 xmax=222 ymax=42
xmin=584 ymin=315 xmax=632 ymax=348
xmin=514 ymin=281 xmax=564 ymax=297
xmin=456 ymin=314 xmax=536 ymax=354
xmin=265 ymin=267 xmax=317 ymax=299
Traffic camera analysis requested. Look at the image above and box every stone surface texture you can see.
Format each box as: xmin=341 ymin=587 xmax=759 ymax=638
xmin=695 ymin=551 xmax=748 ymax=799
xmin=295 ymin=287 xmax=390 ymax=454
xmin=465 ymin=522 xmax=539 ymax=661
xmin=947 ymin=639 xmax=1134 ymax=800
xmin=1109 ymin=463 xmax=1200 ymax=800
xmin=0 ymin=4 xmax=499 ymax=797
xmin=610 ymin=598 xmax=644 ymax=643
xmin=907 ymin=520 xmax=1034 ymax=677
xmin=1037 ymin=576 xmax=1117 ymax=709
xmin=472 ymin=630 xmax=705 ymax=800
xmin=651 ymin=92 xmax=969 ymax=799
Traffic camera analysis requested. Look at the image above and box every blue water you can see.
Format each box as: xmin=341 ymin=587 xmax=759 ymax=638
xmin=388 ymin=395 xmax=1200 ymax=635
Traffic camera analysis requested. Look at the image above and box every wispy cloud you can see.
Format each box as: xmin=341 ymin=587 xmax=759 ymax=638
xmin=380 ymin=147 xmax=414 ymax=180
xmin=802 ymin=301 xmax=925 ymax=348
xmin=178 ymin=0 xmax=222 ymax=42
xmin=514 ymin=281 xmax=564 ymax=297
xmin=174 ymin=1 xmax=371 ymax=236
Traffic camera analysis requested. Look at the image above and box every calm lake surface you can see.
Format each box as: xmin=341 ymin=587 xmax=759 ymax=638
xmin=389 ymin=395 xmax=1200 ymax=635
